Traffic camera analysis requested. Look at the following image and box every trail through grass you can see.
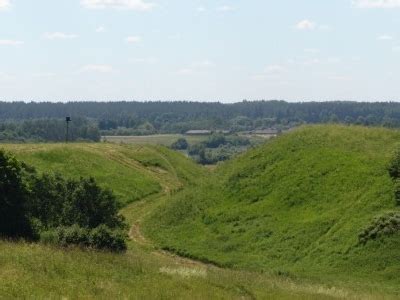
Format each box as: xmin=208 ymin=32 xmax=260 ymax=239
xmin=0 ymin=140 xmax=395 ymax=298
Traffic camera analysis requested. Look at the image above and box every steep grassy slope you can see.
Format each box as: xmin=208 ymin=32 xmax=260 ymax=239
xmin=0 ymin=143 xmax=189 ymax=206
xmin=144 ymin=125 xmax=400 ymax=294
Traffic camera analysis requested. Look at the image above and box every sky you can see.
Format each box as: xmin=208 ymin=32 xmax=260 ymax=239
xmin=1 ymin=0 xmax=400 ymax=102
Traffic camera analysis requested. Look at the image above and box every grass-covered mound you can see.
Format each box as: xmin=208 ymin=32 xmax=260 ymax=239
xmin=0 ymin=143 xmax=192 ymax=206
xmin=145 ymin=125 xmax=400 ymax=292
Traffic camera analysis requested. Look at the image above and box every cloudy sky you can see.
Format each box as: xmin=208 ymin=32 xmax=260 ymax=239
xmin=1 ymin=0 xmax=400 ymax=102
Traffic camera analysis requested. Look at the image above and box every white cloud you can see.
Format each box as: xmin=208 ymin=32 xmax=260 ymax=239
xmin=81 ymin=0 xmax=155 ymax=11
xmin=0 ymin=39 xmax=24 ymax=46
xmin=96 ymin=26 xmax=106 ymax=33
xmin=79 ymin=64 xmax=113 ymax=73
xmin=197 ymin=6 xmax=206 ymax=12
xmin=125 ymin=36 xmax=142 ymax=43
xmin=378 ymin=34 xmax=394 ymax=40
xmin=43 ymin=32 xmax=78 ymax=40
xmin=217 ymin=5 xmax=234 ymax=12
xmin=295 ymin=19 xmax=316 ymax=31
xmin=0 ymin=0 xmax=10 ymax=10
xmin=353 ymin=0 xmax=400 ymax=8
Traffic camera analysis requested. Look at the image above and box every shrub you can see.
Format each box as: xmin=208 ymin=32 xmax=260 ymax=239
xmin=40 ymin=224 xmax=127 ymax=252
xmin=63 ymin=177 xmax=126 ymax=229
xmin=0 ymin=150 xmax=35 ymax=239
xmin=388 ymin=148 xmax=400 ymax=179
xmin=89 ymin=225 xmax=127 ymax=252
xmin=387 ymin=148 xmax=400 ymax=206
xmin=57 ymin=225 xmax=90 ymax=247
xmin=205 ymin=134 xmax=226 ymax=148
xmin=171 ymin=138 xmax=189 ymax=150
xmin=359 ymin=212 xmax=400 ymax=244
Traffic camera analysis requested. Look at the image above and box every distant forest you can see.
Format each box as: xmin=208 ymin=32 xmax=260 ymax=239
xmin=1 ymin=100 xmax=400 ymax=141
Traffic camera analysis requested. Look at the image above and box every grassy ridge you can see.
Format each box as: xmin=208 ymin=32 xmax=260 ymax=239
xmin=0 ymin=143 xmax=171 ymax=206
xmin=144 ymin=125 xmax=400 ymax=294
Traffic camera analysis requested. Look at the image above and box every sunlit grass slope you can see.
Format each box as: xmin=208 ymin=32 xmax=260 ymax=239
xmin=0 ymin=143 xmax=197 ymax=206
xmin=144 ymin=125 xmax=400 ymax=294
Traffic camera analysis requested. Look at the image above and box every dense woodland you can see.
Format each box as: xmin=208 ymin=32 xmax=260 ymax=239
xmin=1 ymin=100 xmax=400 ymax=141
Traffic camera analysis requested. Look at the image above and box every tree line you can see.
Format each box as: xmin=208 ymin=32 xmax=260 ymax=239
xmin=1 ymin=100 xmax=400 ymax=141
xmin=0 ymin=117 xmax=100 ymax=142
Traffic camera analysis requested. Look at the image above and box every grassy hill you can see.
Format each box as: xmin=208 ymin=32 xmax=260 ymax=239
xmin=0 ymin=143 xmax=201 ymax=206
xmin=144 ymin=125 xmax=400 ymax=294
xmin=0 ymin=142 xmax=354 ymax=299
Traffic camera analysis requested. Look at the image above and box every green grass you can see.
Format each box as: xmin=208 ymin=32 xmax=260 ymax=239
xmin=2 ymin=239 xmax=361 ymax=299
xmin=0 ymin=141 xmax=356 ymax=299
xmin=0 ymin=143 xmax=171 ymax=206
xmin=144 ymin=125 xmax=400 ymax=296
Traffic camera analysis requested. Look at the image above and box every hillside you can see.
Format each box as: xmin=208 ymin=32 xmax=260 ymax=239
xmin=0 ymin=143 xmax=200 ymax=206
xmin=0 ymin=142 xmax=351 ymax=299
xmin=144 ymin=125 xmax=400 ymax=294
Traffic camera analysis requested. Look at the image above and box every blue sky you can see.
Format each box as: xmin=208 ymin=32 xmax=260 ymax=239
xmin=1 ymin=0 xmax=400 ymax=102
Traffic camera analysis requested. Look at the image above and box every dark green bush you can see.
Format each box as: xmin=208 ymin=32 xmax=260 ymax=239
xmin=40 ymin=224 xmax=127 ymax=252
xmin=359 ymin=212 xmax=400 ymax=244
xmin=57 ymin=225 xmax=90 ymax=247
xmin=63 ymin=177 xmax=125 ymax=229
xmin=0 ymin=150 xmax=35 ymax=239
xmin=205 ymin=134 xmax=226 ymax=148
xmin=387 ymin=148 xmax=400 ymax=206
xmin=388 ymin=148 xmax=400 ymax=179
xmin=89 ymin=225 xmax=127 ymax=252
xmin=171 ymin=138 xmax=189 ymax=150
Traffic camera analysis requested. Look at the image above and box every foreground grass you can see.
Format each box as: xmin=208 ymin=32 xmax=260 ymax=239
xmin=144 ymin=125 xmax=400 ymax=296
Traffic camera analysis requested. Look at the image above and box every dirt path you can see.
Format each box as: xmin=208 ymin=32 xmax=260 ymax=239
xmin=126 ymin=187 xmax=215 ymax=270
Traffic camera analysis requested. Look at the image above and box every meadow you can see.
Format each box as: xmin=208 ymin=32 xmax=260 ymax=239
xmin=0 ymin=141 xmax=361 ymax=299
xmin=1 ymin=127 xmax=399 ymax=298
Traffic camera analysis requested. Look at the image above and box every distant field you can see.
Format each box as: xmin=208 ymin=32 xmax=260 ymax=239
xmin=103 ymin=134 xmax=208 ymax=146
xmin=103 ymin=133 xmax=268 ymax=147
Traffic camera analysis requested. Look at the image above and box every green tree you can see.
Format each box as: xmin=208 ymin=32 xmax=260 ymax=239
xmin=0 ymin=151 xmax=34 ymax=238
xmin=171 ymin=138 xmax=189 ymax=150
xmin=62 ymin=177 xmax=125 ymax=229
